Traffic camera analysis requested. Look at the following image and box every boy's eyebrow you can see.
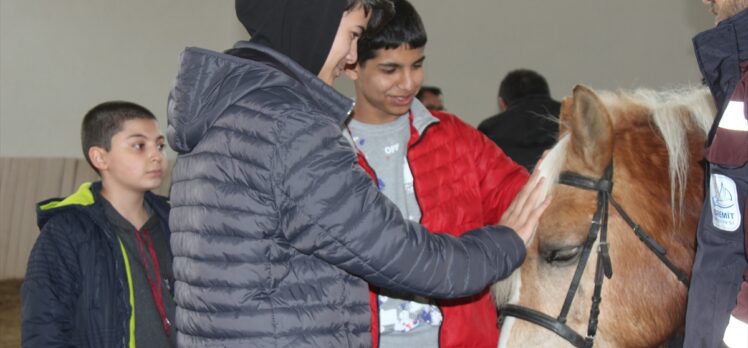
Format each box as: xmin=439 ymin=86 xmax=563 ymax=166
xmin=377 ymin=56 xmax=426 ymax=69
xmin=377 ymin=62 xmax=402 ymax=69
xmin=126 ymin=133 xmax=165 ymax=141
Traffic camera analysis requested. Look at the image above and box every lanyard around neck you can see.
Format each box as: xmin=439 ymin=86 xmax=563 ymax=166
xmin=133 ymin=227 xmax=171 ymax=337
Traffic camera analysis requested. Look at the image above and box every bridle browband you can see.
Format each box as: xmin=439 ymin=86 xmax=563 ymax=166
xmin=500 ymin=163 xmax=690 ymax=348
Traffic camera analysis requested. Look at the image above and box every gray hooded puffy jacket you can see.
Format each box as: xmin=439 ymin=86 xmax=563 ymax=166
xmin=167 ymin=42 xmax=526 ymax=347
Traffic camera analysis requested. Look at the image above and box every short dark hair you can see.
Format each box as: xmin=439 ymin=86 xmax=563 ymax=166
xmin=498 ymin=69 xmax=551 ymax=105
xmin=81 ymin=101 xmax=156 ymax=173
xmin=357 ymin=0 xmax=426 ymax=66
xmin=416 ymin=86 xmax=441 ymax=99
xmin=346 ymin=0 xmax=395 ymax=35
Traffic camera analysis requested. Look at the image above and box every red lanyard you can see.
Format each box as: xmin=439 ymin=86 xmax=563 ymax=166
xmin=133 ymin=227 xmax=171 ymax=336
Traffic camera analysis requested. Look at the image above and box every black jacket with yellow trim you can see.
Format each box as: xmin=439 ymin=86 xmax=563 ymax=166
xmin=21 ymin=182 xmax=170 ymax=348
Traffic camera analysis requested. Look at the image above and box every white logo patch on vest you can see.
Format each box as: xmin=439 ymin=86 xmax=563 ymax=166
xmin=710 ymin=174 xmax=741 ymax=232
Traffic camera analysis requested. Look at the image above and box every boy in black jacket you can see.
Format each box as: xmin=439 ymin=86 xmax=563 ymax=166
xmin=21 ymin=102 xmax=174 ymax=347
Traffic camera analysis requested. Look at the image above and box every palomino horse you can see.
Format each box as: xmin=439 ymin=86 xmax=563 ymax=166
xmin=493 ymin=85 xmax=715 ymax=347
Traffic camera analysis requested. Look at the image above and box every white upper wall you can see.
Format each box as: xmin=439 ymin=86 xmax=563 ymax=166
xmin=1 ymin=0 xmax=716 ymax=157
xmin=0 ymin=0 xmax=243 ymax=157
xmin=404 ymin=0 xmax=715 ymax=123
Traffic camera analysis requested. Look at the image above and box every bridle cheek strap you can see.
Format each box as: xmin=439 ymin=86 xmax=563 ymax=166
xmin=500 ymin=164 xmax=614 ymax=347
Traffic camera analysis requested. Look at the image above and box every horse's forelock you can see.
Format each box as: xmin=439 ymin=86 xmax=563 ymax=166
xmin=536 ymin=134 xmax=570 ymax=202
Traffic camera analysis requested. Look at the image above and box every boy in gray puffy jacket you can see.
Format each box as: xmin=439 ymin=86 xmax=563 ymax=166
xmin=167 ymin=1 xmax=550 ymax=346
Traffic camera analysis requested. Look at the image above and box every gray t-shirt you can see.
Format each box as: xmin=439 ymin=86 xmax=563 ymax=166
xmin=348 ymin=115 xmax=442 ymax=347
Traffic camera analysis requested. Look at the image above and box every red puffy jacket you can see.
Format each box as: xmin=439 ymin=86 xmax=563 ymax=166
xmin=353 ymin=108 xmax=528 ymax=347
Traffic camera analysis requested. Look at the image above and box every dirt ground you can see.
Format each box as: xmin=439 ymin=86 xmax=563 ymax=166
xmin=0 ymin=279 xmax=22 ymax=348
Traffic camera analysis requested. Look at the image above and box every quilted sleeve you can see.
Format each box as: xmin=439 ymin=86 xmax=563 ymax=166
xmin=275 ymin=111 xmax=527 ymax=299
xmin=21 ymin=215 xmax=82 ymax=348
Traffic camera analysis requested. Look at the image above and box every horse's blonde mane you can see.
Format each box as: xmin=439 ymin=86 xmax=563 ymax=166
xmin=536 ymin=86 xmax=714 ymax=213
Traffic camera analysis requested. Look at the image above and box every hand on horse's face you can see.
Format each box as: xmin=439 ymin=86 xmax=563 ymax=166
xmin=499 ymin=160 xmax=552 ymax=245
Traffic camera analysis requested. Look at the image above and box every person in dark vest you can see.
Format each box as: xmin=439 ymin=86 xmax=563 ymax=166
xmin=478 ymin=69 xmax=560 ymax=171
xmin=684 ymin=1 xmax=748 ymax=347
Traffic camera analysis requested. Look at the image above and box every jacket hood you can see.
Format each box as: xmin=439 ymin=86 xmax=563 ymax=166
xmin=167 ymin=42 xmax=354 ymax=153
xmin=235 ymin=0 xmax=346 ymax=76
xmin=36 ymin=181 xmax=170 ymax=231
xmin=37 ymin=182 xmax=97 ymax=229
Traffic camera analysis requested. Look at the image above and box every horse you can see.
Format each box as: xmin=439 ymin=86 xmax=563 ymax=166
xmin=493 ymin=85 xmax=716 ymax=347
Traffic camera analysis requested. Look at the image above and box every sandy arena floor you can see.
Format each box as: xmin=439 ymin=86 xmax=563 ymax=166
xmin=0 ymin=279 xmax=22 ymax=348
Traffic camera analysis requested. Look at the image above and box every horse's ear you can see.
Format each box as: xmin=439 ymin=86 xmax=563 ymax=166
xmin=561 ymin=85 xmax=613 ymax=174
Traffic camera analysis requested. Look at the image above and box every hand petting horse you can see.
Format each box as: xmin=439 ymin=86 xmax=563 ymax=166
xmin=493 ymin=85 xmax=715 ymax=348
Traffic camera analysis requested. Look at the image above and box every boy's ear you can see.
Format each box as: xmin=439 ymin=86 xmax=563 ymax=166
xmin=88 ymin=146 xmax=109 ymax=172
xmin=344 ymin=63 xmax=360 ymax=81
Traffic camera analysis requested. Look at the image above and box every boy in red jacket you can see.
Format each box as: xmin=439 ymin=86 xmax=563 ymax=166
xmin=344 ymin=1 xmax=529 ymax=346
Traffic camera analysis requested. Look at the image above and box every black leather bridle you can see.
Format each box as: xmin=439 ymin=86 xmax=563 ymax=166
xmin=500 ymin=163 xmax=691 ymax=348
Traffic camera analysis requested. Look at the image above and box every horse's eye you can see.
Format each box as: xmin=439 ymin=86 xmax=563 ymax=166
xmin=544 ymin=246 xmax=583 ymax=265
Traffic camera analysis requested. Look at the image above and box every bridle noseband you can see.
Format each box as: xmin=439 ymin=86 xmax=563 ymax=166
xmin=500 ymin=163 xmax=690 ymax=348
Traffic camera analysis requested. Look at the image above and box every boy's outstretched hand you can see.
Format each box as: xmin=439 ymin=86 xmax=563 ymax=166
xmin=499 ymin=161 xmax=552 ymax=245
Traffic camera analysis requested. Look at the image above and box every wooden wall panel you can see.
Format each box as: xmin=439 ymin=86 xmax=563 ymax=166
xmin=0 ymin=157 xmax=172 ymax=279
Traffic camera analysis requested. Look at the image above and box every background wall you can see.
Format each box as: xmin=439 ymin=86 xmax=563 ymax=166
xmin=1 ymin=0 xmax=715 ymax=158
xmin=0 ymin=0 xmax=243 ymax=158
xmin=399 ymin=0 xmax=715 ymax=121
